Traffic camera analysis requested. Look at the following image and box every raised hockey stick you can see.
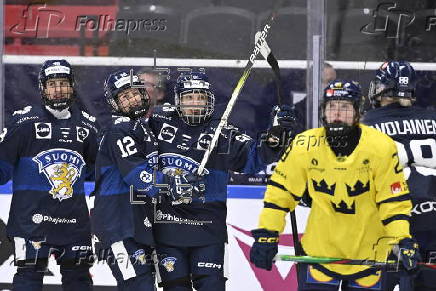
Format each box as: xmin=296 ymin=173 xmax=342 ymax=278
xmin=255 ymin=36 xmax=283 ymax=105
xmin=257 ymin=37 xmax=303 ymax=260
xmin=197 ymin=0 xmax=284 ymax=176
xmin=275 ymin=254 xmax=436 ymax=270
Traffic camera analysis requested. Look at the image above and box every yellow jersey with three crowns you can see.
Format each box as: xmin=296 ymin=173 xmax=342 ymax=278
xmin=258 ymin=124 xmax=412 ymax=278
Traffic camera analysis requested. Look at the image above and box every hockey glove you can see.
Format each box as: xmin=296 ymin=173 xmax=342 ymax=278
xmin=397 ymin=238 xmax=421 ymax=272
xmin=250 ymin=228 xmax=279 ymax=271
xmin=267 ymin=105 xmax=302 ymax=148
xmin=271 ymin=105 xmax=298 ymax=129
xmin=166 ymin=171 xmax=206 ymax=205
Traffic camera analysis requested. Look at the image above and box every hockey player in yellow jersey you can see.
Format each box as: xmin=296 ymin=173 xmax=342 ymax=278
xmin=250 ymin=80 xmax=421 ymax=290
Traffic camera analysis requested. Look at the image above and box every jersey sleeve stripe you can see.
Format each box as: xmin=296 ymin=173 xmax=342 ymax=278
xmin=377 ymin=194 xmax=411 ymax=205
xmin=264 ymin=202 xmax=290 ymax=213
xmin=268 ymin=179 xmax=289 ymax=192
xmin=267 ymin=179 xmax=301 ymax=201
xmin=382 ymin=214 xmax=410 ymax=226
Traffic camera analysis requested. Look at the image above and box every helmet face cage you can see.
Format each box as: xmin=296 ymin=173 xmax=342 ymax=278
xmin=38 ymin=59 xmax=75 ymax=111
xmin=321 ymin=80 xmax=363 ymax=136
xmin=104 ymin=70 xmax=150 ymax=119
xmin=174 ymin=72 xmax=215 ymax=125
xmin=368 ymin=61 xmax=416 ymax=108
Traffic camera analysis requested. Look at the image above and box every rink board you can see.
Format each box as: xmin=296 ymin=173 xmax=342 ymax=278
xmin=0 ymin=182 xmax=308 ymax=291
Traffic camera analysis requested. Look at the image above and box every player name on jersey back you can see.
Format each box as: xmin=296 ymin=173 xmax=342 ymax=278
xmin=369 ymin=119 xmax=436 ymax=136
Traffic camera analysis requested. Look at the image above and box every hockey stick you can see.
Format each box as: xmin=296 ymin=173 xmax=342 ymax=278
xmin=255 ymin=36 xmax=283 ymax=105
xmin=257 ymin=38 xmax=303 ymax=260
xmin=275 ymin=254 xmax=436 ymax=270
xmin=197 ymin=0 xmax=284 ymax=176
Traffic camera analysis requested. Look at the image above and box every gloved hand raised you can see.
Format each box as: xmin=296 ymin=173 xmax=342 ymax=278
xmin=267 ymin=105 xmax=302 ymax=148
xmin=250 ymin=228 xmax=279 ymax=271
xmin=271 ymin=104 xmax=298 ymax=129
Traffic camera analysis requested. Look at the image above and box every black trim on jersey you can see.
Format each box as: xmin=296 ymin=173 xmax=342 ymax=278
xmin=268 ymin=179 xmax=289 ymax=192
xmin=382 ymin=214 xmax=410 ymax=226
xmin=268 ymin=180 xmax=301 ymax=201
xmin=377 ymin=194 xmax=411 ymax=205
xmin=264 ymin=202 xmax=290 ymax=213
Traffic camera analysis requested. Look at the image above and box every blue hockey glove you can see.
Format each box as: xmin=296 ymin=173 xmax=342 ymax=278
xmin=165 ymin=170 xmax=206 ymax=205
xmin=397 ymin=238 xmax=421 ymax=272
xmin=250 ymin=228 xmax=279 ymax=271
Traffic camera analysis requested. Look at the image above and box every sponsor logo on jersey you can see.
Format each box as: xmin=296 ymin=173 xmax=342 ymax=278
xmin=153 ymin=113 xmax=173 ymax=121
xmin=59 ymin=127 xmax=72 ymax=143
xmin=32 ymin=213 xmax=77 ymax=224
xmin=390 ymin=181 xmax=405 ymax=194
xmin=82 ymin=111 xmax=96 ymax=122
xmin=35 ymin=122 xmax=52 ymax=139
xmin=197 ymin=133 xmax=213 ymax=150
xmin=81 ymin=120 xmax=98 ymax=133
xmin=17 ymin=116 xmax=39 ymax=124
xmin=158 ymin=123 xmax=178 ymax=143
xmin=235 ymin=133 xmax=251 ymax=143
xmin=161 ymin=257 xmax=177 ymax=272
xmin=179 ymin=134 xmax=192 ymax=151
xmin=114 ymin=116 xmax=130 ymax=124
xmin=33 ymin=149 xmax=85 ymax=201
xmin=76 ymin=126 xmax=90 ymax=142
xmin=197 ymin=262 xmax=222 ymax=269
xmin=162 ymin=103 xmax=175 ymax=112
xmin=31 ymin=213 xmax=43 ymax=224
xmin=0 ymin=128 xmax=7 ymax=143
xmin=12 ymin=105 xmax=32 ymax=116
xmin=140 ymin=170 xmax=153 ymax=183
xmin=159 ymin=153 xmax=209 ymax=175
xmin=72 ymin=245 xmax=92 ymax=251
xmin=155 ymin=210 xmax=205 ymax=225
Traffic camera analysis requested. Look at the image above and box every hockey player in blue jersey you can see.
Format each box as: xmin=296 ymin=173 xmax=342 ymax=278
xmin=92 ymin=69 xmax=162 ymax=290
xmin=363 ymin=61 xmax=436 ymax=291
xmin=147 ymin=71 xmax=296 ymax=291
xmin=0 ymin=59 xmax=97 ymax=290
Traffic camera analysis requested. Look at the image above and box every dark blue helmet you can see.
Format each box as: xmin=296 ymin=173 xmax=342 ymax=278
xmin=38 ymin=59 xmax=75 ymax=110
xmin=321 ymin=79 xmax=363 ymax=136
xmin=368 ymin=61 xmax=416 ymax=107
xmin=174 ymin=71 xmax=215 ymax=125
xmin=104 ymin=70 xmax=150 ymax=118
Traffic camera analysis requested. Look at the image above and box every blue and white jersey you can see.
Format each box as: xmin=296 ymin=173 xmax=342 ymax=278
xmin=148 ymin=106 xmax=281 ymax=246
xmin=363 ymin=103 xmax=436 ymax=232
xmin=0 ymin=104 xmax=98 ymax=245
xmin=93 ymin=115 xmax=159 ymax=248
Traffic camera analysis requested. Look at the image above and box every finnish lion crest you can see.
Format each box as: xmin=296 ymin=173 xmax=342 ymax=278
xmin=161 ymin=257 xmax=177 ymax=272
xmin=33 ymin=149 xmax=85 ymax=201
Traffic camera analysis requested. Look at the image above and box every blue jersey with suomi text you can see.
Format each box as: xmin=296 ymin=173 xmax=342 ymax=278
xmin=0 ymin=104 xmax=98 ymax=245
xmin=148 ymin=106 xmax=282 ymax=246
